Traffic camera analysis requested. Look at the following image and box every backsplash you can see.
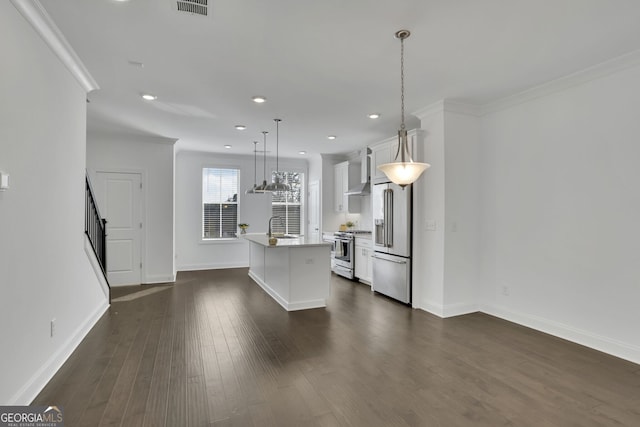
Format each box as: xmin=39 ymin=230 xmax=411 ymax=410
xmin=344 ymin=195 xmax=371 ymax=231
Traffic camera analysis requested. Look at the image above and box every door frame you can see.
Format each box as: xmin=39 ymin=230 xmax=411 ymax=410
xmin=90 ymin=168 xmax=146 ymax=284
xmin=308 ymin=180 xmax=321 ymax=238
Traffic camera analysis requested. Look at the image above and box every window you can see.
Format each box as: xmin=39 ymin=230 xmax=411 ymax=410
xmin=271 ymin=171 xmax=303 ymax=235
xmin=202 ymin=168 xmax=239 ymax=239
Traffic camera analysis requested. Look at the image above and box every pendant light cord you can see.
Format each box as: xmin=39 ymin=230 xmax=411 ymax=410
xmin=262 ymin=131 xmax=268 ymax=182
xmin=275 ymin=119 xmax=281 ymax=173
xmin=253 ymin=141 xmax=257 ymax=184
xmin=400 ymin=35 xmax=405 ymax=131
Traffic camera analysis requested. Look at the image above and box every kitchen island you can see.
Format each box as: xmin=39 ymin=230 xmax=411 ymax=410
xmin=242 ymin=234 xmax=332 ymax=311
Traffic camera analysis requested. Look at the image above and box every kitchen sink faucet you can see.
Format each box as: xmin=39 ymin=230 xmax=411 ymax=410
xmin=268 ymin=216 xmax=282 ymax=238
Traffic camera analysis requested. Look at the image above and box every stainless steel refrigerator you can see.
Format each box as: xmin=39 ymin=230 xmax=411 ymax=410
xmin=372 ymin=181 xmax=412 ymax=304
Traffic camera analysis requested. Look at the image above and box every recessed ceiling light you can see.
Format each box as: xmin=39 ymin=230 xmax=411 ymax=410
xmin=368 ymin=113 xmax=381 ymax=119
xmin=141 ymin=93 xmax=157 ymax=101
xmin=327 ymin=135 xmax=337 ymax=140
xmin=224 ymin=145 xmax=232 ymax=149
xmin=235 ymin=125 xmax=246 ymax=130
xmin=252 ymin=96 xmax=266 ymax=103
xmin=298 ymin=151 xmax=307 ymax=155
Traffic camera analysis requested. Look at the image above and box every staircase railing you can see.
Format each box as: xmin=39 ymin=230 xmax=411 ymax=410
xmin=85 ymin=174 xmax=110 ymax=301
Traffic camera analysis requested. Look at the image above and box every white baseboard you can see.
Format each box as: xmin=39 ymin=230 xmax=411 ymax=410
xmin=143 ymin=274 xmax=176 ymax=284
xmin=83 ymin=236 xmax=110 ymax=299
xmin=442 ymin=302 xmax=479 ymax=318
xmin=480 ymin=303 xmax=640 ymax=365
xmin=414 ymin=300 xmax=479 ymax=318
xmin=415 ymin=300 xmax=445 ymax=317
xmin=177 ymin=262 xmax=249 ymax=271
xmin=248 ymin=271 xmax=326 ymax=312
xmin=11 ymin=300 xmax=109 ymax=405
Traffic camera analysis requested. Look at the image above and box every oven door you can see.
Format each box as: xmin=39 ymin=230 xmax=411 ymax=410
xmin=333 ymin=237 xmax=354 ymax=279
xmin=322 ymin=235 xmax=337 ymax=270
xmin=334 ymin=238 xmax=353 ymax=267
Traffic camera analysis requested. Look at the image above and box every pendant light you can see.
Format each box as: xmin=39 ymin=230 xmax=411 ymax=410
xmin=378 ymin=29 xmax=430 ymax=188
xmin=265 ymin=118 xmax=291 ymax=192
xmin=245 ymin=141 xmax=259 ymax=194
xmin=254 ymin=131 xmax=271 ymax=193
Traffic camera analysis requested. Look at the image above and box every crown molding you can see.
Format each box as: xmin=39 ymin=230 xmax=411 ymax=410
xmin=442 ymin=100 xmax=482 ymax=117
xmin=414 ymin=49 xmax=640 ymax=120
xmin=320 ymin=153 xmax=348 ymax=161
xmin=413 ymin=100 xmax=445 ymax=121
xmin=11 ymin=0 xmax=99 ymax=93
xmin=414 ymin=99 xmax=482 ymax=121
xmin=481 ymin=48 xmax=640 ymax=115
xmin=89 ymin=130 xmax=178 ymax=145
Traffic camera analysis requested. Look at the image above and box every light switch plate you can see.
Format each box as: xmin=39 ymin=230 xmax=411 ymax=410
xmin=0 ymin=172 xmax=8 ymax=191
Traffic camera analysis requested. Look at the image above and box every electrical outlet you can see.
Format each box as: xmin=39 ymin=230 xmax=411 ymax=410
xmin=501 ymin=286 xmax=510 ymax=296
xmin=50 ymin=318 xmax=56 ymax=337
xmin=426 ymin=220 xmax=437 ymax=231
xmin=305 ymin=258 xmax=314 ymax=265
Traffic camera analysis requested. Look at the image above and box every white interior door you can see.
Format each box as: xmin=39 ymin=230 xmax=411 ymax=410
xmin=308 ymin=180 xmax=320 ymax=239
xmin=95 ymin=172 xmax=142 ymax=286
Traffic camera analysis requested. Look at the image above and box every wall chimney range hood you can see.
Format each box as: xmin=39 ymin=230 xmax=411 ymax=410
xmin=345 ymin=148 xmax=371 ymax=196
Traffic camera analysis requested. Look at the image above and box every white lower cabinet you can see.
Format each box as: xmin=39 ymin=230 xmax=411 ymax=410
xmin=354 ymin=237 xmax=373 ymax=284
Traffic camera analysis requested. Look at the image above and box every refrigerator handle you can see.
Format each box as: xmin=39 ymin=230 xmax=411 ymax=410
xmin=382 ymin=189 xmax=388 ymax=247
xmin=385 ymin=188 xmax=393 ymax=248
xmin=371 ymin=255 xmax=407 ymax=264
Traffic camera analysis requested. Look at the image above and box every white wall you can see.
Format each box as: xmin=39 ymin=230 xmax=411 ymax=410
xmin=442 ymin=111 xmax=481 ymax=315
xmin=480 ymin=62 xmax=640 ymax=363
xmin=412 ymin=109 xmax=446 ymax=314
xmin=358 ymin=194 xmax=372 ymax=231
xmin=87 ymin=133 xmax=176 ymax=283
xmin=0 ymin=2 xmax=107 ymax=404
xmin=175 ymin=151 xmax=307 ymax=270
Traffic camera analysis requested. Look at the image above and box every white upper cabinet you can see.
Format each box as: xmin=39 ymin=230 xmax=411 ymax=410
xmin=334 ymin=161 xmax=361 ymax=213
xmin=370 ymin=143 xmax=392 ymax=183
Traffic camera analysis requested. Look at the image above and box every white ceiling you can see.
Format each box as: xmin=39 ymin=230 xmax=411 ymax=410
xmin=40 ymin=0 xmax=640 ymax=158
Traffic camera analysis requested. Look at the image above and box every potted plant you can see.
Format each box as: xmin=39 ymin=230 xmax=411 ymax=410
xmin=238 ymin=223 xmax=249 ymax=234
xmin=346 ymin=221 xmax=355 ymax=230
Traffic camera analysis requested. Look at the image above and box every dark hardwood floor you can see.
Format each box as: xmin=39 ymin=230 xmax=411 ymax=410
xmin=33 ymin=269 xmax=640 ymax=426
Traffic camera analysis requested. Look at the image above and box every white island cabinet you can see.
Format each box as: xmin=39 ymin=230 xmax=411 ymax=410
xmin=243 ymin=234 xmax=332 ymax=311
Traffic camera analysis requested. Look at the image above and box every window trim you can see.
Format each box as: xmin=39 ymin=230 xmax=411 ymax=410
xmin=201 ymin=165 xmax=241 ymax=242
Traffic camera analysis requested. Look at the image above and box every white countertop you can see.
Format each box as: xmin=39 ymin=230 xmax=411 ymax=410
xmin=354 ymin=234 xmax=372 ymax=240
xmin=242 ymin=233 xmax=331 ymax=248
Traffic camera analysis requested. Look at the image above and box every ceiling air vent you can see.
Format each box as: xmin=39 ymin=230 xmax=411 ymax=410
xmin=175 ymin=0 xmax=209 ymax=17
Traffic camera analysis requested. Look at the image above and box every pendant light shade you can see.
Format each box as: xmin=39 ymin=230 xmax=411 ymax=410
xmin=265 ymin=118 xmax=291 ymax=192
xmin=378 ymin=29 xmax=430 ymax=188
xmin=378 ymin=131 xmax=430 ymax=186
xmin=254 ymin=131 xmax=271 ymax=193
xmin=245 ymin=141 xmax=259 ymax=194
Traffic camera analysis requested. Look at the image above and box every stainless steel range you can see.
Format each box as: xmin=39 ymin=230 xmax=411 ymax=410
xmin=331 ymin=230 xmax=371 ymax=279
